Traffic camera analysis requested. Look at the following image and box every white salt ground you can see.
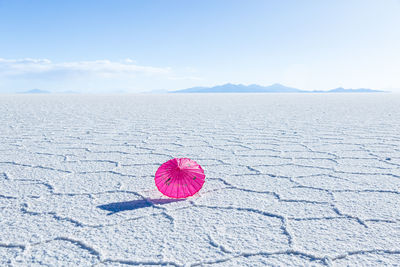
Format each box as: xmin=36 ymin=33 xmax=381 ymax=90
xmin=1 ymin=93 xmax=400 ymax=266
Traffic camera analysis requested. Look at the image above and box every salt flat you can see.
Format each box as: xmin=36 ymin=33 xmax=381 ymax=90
xmin=1 ymin=94 xmax=400 ymax=266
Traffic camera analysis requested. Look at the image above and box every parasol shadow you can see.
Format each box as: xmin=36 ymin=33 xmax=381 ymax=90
xmin=97 ymin=198 xmax=185 ymax=215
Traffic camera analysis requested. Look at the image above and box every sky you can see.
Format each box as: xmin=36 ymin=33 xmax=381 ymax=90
xmin=1 ymin=0 xmax=400 ymax=93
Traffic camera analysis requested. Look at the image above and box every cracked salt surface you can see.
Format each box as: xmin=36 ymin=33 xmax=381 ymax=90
xmin=1 ymin=94 xmax=400 ymax=266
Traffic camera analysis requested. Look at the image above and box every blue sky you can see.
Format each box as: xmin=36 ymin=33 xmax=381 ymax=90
xmin=1 ymin=0 xmax=400 ymax=93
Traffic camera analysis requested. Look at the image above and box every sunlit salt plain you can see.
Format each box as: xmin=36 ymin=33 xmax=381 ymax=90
xmin=1 ymin=94 xmax=400 ymax=266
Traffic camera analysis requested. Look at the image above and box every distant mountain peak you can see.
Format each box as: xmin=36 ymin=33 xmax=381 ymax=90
xmin=169 ymin=84 xmax=386 ymax=94
xmin=171 ymin=83 xmax=302 ymax=93
xmin=327 ymin=87 xmax=384 ymax=93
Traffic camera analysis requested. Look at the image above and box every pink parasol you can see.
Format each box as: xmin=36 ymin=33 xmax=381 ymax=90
xmin=155 ymin=158 xmax=205 ymax=198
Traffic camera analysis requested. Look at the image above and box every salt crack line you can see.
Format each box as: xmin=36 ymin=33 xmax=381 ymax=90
xmin=0 ymin=161 xmax=72 ymax=173
xmin=79 ymin=159 xmax=119 ymax=167
xmin=21 ymin=236 xmax=102 ymax=261
xmin=330 ymin=193 xmax=368 ymax=228
xmin=365 ymin=218 xmax=398 ymax=224
xmin=332 ymin=249 xmax=400 ymax=260
xmin=0 ymin=243 xmax=26 ymax=250
xmin=20 ymin=201 xmax=178 ymax=229
xmin=279 ymin=199 xmax=330 ymax=205
xmin=0 ymin=194 xmax=17 ymax=199
xmin=206 ymin=230 xmax=233 ymax=254
xmin=192 ymin=204 xmax=294 ymax=247
xmin=20 ymin=203 xmax=85 ymax=227
xmin=103 ymin=258 xmax=182 ymax=266
xmin=54 ymin=237 xmax=101 ymax=257
xmin=208 ymin=177 xmax=330 ymax=205
xmin=1 ymin=172 xmax=10 ymax=180
xmin=30 ymin=151 xmax=68 ymax=161
xmin=51 ymin=189 xmax=144 ymax=198
xmin=75 ymin=170 xmax=137 ymax=177
xmin=119 ymin=163 xmax=160 ymax=167
xmin=246 ymin=165 xmax=262 ymax=174
xmin=196 ymin=158 xmax=229 ymax=165
xmin=190 ymin=249 xmax=329 ymax=266
xmin=332 ymin=170 xmax=400 ymax=180
xmin=207 ymin=177 xmax=281 ymax=200
xmin=332 ymin=189 xmax=400 ymax=195
xmin=288 ymin=216 xmax=347 ymax=221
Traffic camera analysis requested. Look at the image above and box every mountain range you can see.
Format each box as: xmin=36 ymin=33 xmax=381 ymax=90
xmin=18 ymin=84 xmax=387 ymax=94
xmin=170 ymin=83 xmax=386 ymax=93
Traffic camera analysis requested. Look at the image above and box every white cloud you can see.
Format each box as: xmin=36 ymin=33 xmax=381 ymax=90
xmin=0 ymin=58 xmax=205 ymax=93
xmin=167 ymin=76 xmax=202 ymax=81
xmin=0 ymin=58 xmax=171 ymax=77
